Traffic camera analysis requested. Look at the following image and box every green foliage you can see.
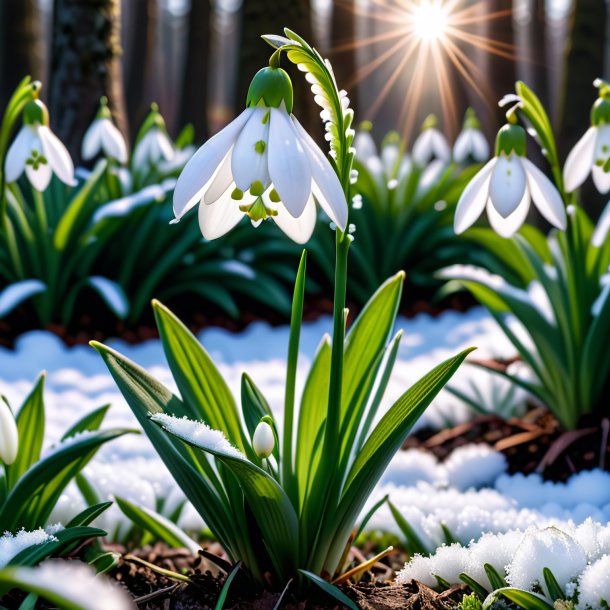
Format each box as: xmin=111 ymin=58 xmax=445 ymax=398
xmin=459 ymin=593 xmax=483 ymax=610
xmin=309 ymin=130 xmax=481 ymax=305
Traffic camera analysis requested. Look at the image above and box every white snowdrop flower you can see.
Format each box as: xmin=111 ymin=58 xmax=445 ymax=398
xmin=412 ymin=114 xmax=451 ymax=166
xmin=453 ymin=108 xmax=489 ymax=163
xmin=0 ymin=399 xmax=18 ymax=465
xmin=252 ymin=421 xmax=274 ymax=459
xmin=5 ymin=98 xmax=76 ymax=191
xmin=564 ymin=79 xmax=610 ymax=194
xmin=172 ymin=65 xmax=347 ymax=244
xmin=506 ymin=526 xmax=587 ymax=598
xmin=454 ymin=123 xmax=567 ymax=237
xmin=81 ymin=97 xmax=128 ymax=164
xmin=132 ymin=104 xmax=175 ymax=170
xmin=576 ymin=554 xmax=610 ymax=610
xmin=353 ymin=120 xmax=378 ymax=163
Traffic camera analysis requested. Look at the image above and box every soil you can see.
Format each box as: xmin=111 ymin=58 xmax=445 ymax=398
xmin=0 ymin=285 xmax=475 ymax=350
xmin=405 ymin=407 xmax=610 ymax=482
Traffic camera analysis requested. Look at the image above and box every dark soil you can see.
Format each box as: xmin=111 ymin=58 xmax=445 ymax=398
xmin=106 ymin=544 xmax=468 ymax=610
xmin=405 ymin=407 xmax=610 ymax=482
xmin=0 ymin=285 xmax=474 ymax=350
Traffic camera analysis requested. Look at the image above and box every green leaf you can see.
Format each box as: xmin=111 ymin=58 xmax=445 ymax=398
xmin=387 ymin=500 xmax=428 ymax=556
xmin=153 ymin=300 xmax=248 ymax=452
xmin=115 ymin=496 xmax=200 ymax=555
xmin=241 ymin=373 xmax=273 ymax=439
xmin=459 ymin=573 xmax=488 ymax=598
xmin=215 ymin=562 xmax=242 ymax=610
xmin=66 ymin=501 xmax=113 ymax=528
xmin=7 ymin=374 xmax=45 ymax=488
xmin=61 ymin=405 xmax=110 ymax=440
xmin=298 ymin=570 xmax=359 ymax=610
xmin=0 ymin=428 xmax=133 ymax=531
xmin=542 ymin=567 xmax=565 ymax=601
xmin=482 ymin=587 xmax=554 ymax=610
xmin=354 ymin=494 xmax=388 ymax=542
xmin=483 ymin=563 xmax=506 ymax=590
xmin=153 ymin=414 xmax=299 ymax=582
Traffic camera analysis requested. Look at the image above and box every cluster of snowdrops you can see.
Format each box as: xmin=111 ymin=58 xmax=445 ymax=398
xmin=0 ymin=30 xmax=610 ymax=610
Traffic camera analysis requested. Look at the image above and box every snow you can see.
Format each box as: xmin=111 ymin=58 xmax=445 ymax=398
xmin=577 ymin=555 xmax=610 ymax=609
xmin=0 ymin=529 xmax=57 ymax=568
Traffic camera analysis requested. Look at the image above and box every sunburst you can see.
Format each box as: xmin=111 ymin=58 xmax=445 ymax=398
xmin=332 ymin=0 xmax=515 ymax=141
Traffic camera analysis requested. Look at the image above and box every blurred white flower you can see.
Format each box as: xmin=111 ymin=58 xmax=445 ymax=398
xmin=454 ymin=123 xmax=566 ymax=237
xmin=412 ymin=114 xmax=451 ymax=165
xmin=132 ymin=104 xmax=174 ymax=170
xmin=81 ymin=97 xmax=128 ymax=164
xmin=173 ymin=66 xmax=347 ymax=244
xmin=5 ymin=99 xmax=75 ymax=191
xmin=453 ymin=108 xmax=489 ymax=163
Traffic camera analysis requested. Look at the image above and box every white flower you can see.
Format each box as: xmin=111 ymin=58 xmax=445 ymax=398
xmin=454 ymin=123 xmax=566 ymax=237
xmin=564 ymin=80 xmax=610 ymax=194
xmin=412 ymin=114 xmax=451 ymax=166
xmin=0 ymin=399 xmax=18 ymax=465
xmin=252 ymin=421 xmax=275 ymax=459
xmin=173 ymin=66 xmax=348 ymax=244
xmin=81 ymin=97 xmax=128 ymax=164
xmin=5 ymin=99 xmax=76 ymax=191
xmin=132 ymin=104 xmax=174 ymax=170
xmin=453 ymin=108 xmax=489 ymax=163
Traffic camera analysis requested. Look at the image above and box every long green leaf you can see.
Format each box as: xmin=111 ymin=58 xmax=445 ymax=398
xmin=298 ymin=570 xmax=359 ymax=610
xmin=482 ymin=587 xmax=554 ymax=610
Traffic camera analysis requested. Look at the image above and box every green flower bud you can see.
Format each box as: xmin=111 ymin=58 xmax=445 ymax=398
xmin=462 ymin=107 xmax=481 ymax=131
xmin=421 ymin=113 xmax=439 ymax=131
xmin=246 ymin=67 xmax=294 ymax=114
xmin=495 ymin=123 xmax=526 ymax=157
xmin=23 ymin=99 xmax=49 ymax=127
xmin=591 ymin=97 xmax=610 ymax=126
xmin=95 ymin=96 xmax=113 ymax=120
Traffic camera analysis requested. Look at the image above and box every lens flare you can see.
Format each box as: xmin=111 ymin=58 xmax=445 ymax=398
xmin=412 ymin=0 xmax=449 ymax=42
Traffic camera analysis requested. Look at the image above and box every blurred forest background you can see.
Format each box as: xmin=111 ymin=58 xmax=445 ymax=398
xmin=0 ymin=0 xmax=608 ymax=164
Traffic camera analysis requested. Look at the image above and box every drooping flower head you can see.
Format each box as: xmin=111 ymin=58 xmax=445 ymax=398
xmin=454 ymin=121 xmax=566 ymax=237
xmin=0 ymin=399 xmax=18 ymax=465
xmin=172 ymin=60 xmax=347 ymax=244
xmin=564 ymin=78 xmax=610 ymax=194
xmin=412 ymin=114 xmax=451 ymax=166
xmin=5 ymin=96 xmax=76 ymax=191
xmin=132 ymin=103 xmax=175 ymax=171
xmin=453 ymin=107 xmax=489 ymax=164
xmin=81 ymin=97 xmax=128 ymax=164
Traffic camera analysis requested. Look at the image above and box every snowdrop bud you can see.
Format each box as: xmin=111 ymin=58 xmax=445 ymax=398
xmin=246 ymin=66 xmax=294 ymax=113
xmin=0 ymin=400 xmax=18 ymax=465
xmin=252 ymin=421 xmax=274 ymax=459
xmin=495 ymin=123 xmax=526 ymax=157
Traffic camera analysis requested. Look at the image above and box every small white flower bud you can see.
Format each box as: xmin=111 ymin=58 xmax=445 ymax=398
xmin=0 ymin=400 xmax=18 ymax=465
xmin=252 ymin=422 xmax=274 ymax=459
xmin=350 ymin=169 xmax=359 ymax=184
xmin=352 ymin=194 xmax=363 ymax=209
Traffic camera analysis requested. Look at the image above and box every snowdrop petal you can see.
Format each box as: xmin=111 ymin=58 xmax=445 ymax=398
xmin=489 ymin=154 xmax=527 ymax=217
xmin=592 ymin=199 xmax=610 ymax=247
xmin=486 ymin=188 xmax=530 ymax=238
xmin=100 ymin=119 xmax=128 ymax=163
xmin=269 ymin=191 xmax=316 ymax=244
xmin=268 ymin=108 xmax=311 ymax=217
xmin=204 ymin=150 xmax=233 ymax=204
xmin=4 ymin=126 xmax=35 ymax=183
xmin=290 ymin=115 xmax=347 ymax=229
xmin=39 ymin=126 xmax=76 ymax=186
xmin=431 ymin=129 xmax=451 ymax=161
xmin=25 ymin=157 xmax=52 ymax=191
xmin=198 ymin=184 xmax=250 ymax=240
xmin=418 ymin=158 xmax=447 ymax=193
xmin=471 ymin=130 xmax=489 ymax=162
xmin=412 ymin=129 xmax=433 ymax=165
xmin=453 ymin=130 xmax=472 ymax=164
xmin=592 ymin=163 xmax=610 ymax=194
xmin=173 ymin=108 xmax=253 ymax=219
xmin=563 ymin=127 xmax=596 ymax=193
xmin=231 ymin=107 xmax=270 ymax=191
xmin=154 ymin=129 xmax=174 ymax=162
xmin=132 ymin=130 xmax=153 ymax=169
xmin=353 ymin=130 xmax=378 ymax=162
xmin=81 ymin=119 xmax=104 ymax=161
xmin=522 ymin=158 xmax=566 ymax=230
xmin=454 ymin=158 xmax=495 ymax=234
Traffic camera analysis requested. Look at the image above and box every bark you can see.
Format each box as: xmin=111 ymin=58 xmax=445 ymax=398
xmin=49 ymin=0 xmax=128 ymax=163
xmin=123 ymin=0 xmax=157 ymax=137
xmin=557 ymin=0 xmax=607 ymax=158
xmin=235 ymin=0 xmax=316 ymax=135
xmin=0 ymin=0 xmax=43 ymax=111
xmin=179 ymin=0 xmax=212 ymax=141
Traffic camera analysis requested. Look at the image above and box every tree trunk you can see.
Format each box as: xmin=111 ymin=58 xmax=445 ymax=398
xmin=557 ymin=0 xmax=607 ymax=158
xmin=0 ymin=0 xmax=43 ymax=111
xmin=179 ymin=0 xmax=212 ymax=141
xmin=329 ymin=0 xmax=357 ymax=114
xmin=122 ymin=0 xmax=157 ymax=138
xmin=235 ymin=0 xmax=316 ymax=135
xmin=49 ymin=0 xmax=128 ymax=163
